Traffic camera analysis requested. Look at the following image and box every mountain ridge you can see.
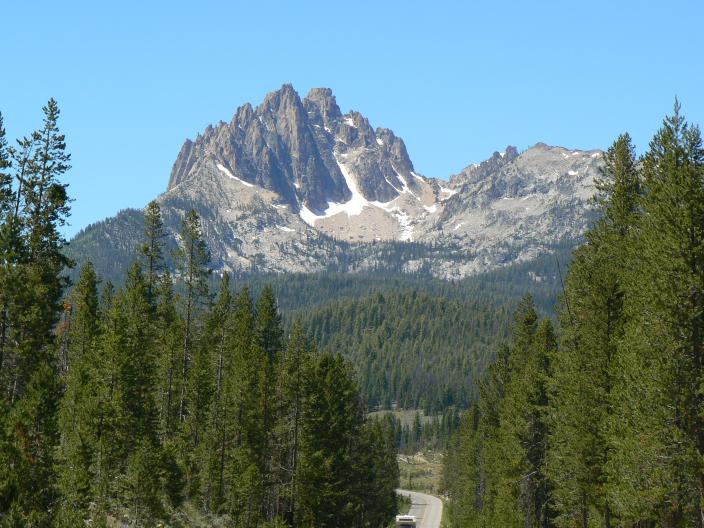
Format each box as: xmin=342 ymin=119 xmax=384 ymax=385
xmin=67 ymin=84 xmax=603 ymax=280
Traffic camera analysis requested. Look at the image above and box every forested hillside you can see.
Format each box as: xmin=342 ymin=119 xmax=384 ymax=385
xmin=251 ymin=243 xmax=570 ymax=414
xmin=71 ymin=239 xmax=573 ymax=419
xmin=0 ymin=103 xmax=398 ymax=527
xmin=64 ymin=214 xmax=573 ymax=420
xmin=443 ymin=104 xmax=704 ymax=527
xmin=298 ymin=290 xmax=511 ymax=412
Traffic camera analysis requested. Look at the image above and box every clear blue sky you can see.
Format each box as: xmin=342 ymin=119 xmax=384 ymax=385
xmin=2 ymin=1 xmax=702 ymax=237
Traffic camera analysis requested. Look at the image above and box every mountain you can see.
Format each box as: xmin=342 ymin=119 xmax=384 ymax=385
xmin=67 ymin=84 xmax=603 ymax=280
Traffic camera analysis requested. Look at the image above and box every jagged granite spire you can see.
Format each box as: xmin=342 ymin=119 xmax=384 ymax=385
xmin=167 ymin=84 xmax=426 ymax=213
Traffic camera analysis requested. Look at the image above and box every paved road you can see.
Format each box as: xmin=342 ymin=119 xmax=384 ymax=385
xmin=396 ymin=489 xmax=443 ymax=528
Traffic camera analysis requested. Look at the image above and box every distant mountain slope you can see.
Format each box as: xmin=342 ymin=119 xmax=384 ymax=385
xmin=297 ymin=289 xmax=511 ymax=412
xmin=241 ymin=247 xmax=573 ymax=412
xmin=67 ymin=84 xmax=602 ymax=280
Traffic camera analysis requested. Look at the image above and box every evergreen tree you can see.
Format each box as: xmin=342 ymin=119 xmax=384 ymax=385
xmin=254 ymin=285 xmax=283 ymax=520
xmin=443 ymin=299 xmax=554 ymax=528
xmin=24 ymin=99 xmax=71 ymax=265
xmin=120 ymin=263 xmax=159 ymax=444
xmin=298 ymin=353 xmax=363 ymax=528
xmin=0 ymin=114 xmax=13 ymax=468
xmin=273 ymin=321 xmax=311 ymax=524
xmin=173 ymin=209 xmax=211 ymax=424
xmin=199 ymin=274 xmax=233 ymax=511
xmin=155 ymin=271 xmax=182 ymax=439
xmin=489 ymin=298 xmax=540 ymax=526
xmin=442 ymin=404 xmax=482 ymax=528
xmin=0 ymin=114 xmax=11 ymax=220
xmin=0 ymin=99 xmax=72 ymax=526
xmin=223 ymin=286 xmax=265 ymax=525
xmin=548 ymin=133 xmax=640 ymax=527
xmin=354 ymin=418 xmax=399 ymax=527
xmin=91 ymin=266 xmax=131 ymax=518
xmin=141 ymin=200 xmax=166 ymax=306
xmin=608 ymin=102 xmax=704 ymax=524
xmin=122 ymin=437 xmax=164 ymax=527
xmin=56 ymin=262 xmax=101 ymax=522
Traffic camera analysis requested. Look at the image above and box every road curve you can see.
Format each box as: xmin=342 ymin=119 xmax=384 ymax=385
xmin=396 ymin=489 xmax=443 ymax=528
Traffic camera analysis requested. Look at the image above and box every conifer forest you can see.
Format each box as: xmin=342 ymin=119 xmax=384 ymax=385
xmin=0 ymin=103 xmax=398 ymax=527
xmin=442 ymin=105 xmax=704 ymax=527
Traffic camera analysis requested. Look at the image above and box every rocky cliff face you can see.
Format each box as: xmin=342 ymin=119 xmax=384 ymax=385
xmin=167 ymin=84 xmax=424 ymax=216
xmin=70 ymin=85 xmax=604 ymax=280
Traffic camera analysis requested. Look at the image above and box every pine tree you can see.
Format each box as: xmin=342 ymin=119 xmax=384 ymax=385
xmin=199 ymin=273 xmax=233 ymax=511
xmin=122 ymin=437 xmax=164 ymax=527
xmin=0 ymin=113 xmax=11 ymax=218
xmin=548 ymin=133 xmax=641 ymax=527
xmin=173 ymin=209 xmax=211 ymax=424
xmin=254 ymin=285 xmax=283 ymax=521
xmin=443 ymin=299 xmax=554 ymax=528
xmin=24 ymin=99 xmax=71 ymax=264
xmin=91 ymin=272 xmax=131 ymax=517
xmin=354 ymin=418 xmax=399 ymax=527
xmin=442 ymin=404 xmax=483 ymax=528
xmin=141 ymin=200 xmax=166 ymax=306
xmin=181 ymin=277 xmax=234 ymax=503
xmin=91 ymin=264 xmax=166 ymax=522
xmin=488 ymin=298 xmax=540 ymax=526
xmin=120 ymin=263 xmax=159 ymax=444
xmin=0 ymin=111 xmax=14 ymax=393
xmin=223 ymin=286 xmax=265 ymax=525
xmin=56 ymin=262 xmax=101 ymax=522
xmin=155 ymin=271 xmax=182 ymax=439
xmin=255 ymin=285 xmax=283 ymax=366
xmin=298 ymin=353 xmax=363 ymax=528
xmin=0 ymin=99 xmax=72 ymax=525
xmin=273 ymin=321 xmax=311 ymax=524
xmin=608 ymin=102 xmax=704 ymax=525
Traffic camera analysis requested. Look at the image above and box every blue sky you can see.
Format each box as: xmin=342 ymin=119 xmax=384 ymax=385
xmin=2 ymin=1 xmax=703 ymax=237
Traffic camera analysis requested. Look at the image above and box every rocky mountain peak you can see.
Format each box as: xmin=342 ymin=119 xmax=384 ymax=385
xmin=504 ymin=145 xmax=519 ymax=160
xmin=449 ymin=144 xmax=518 ymax=189
xmin=111 ymin=86 xmax=609 ymax=282
xmin=232 ymin=102 xmax=254 ymax=126
xmin=304 ymin=87 xmax=342 ymax=126
xmin=166 ymin=85 xmax=433 ymax=219
xmin=260 ymin=83 xmax=302 ymax=112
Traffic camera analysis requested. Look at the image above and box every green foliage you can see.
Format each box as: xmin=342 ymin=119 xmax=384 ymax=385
xmin=56 ymin=262 xmax=101 ymax=519
xmin=442 ymin=299 xmax=555 ymax=527
xmin=445 ymin=104 xmax=704 ymax=527
xmin=297 ymin=289 xmax=512 ymax=412
xmin=297 ymin=352 xmax=363 ymax=527
xmin=606 ymin=102 xmax=704 ymax=525
xmin=173 ymin=209 xmax=211 ymax=427
xmin=5 ymin=102 xmax=396 ymax=528
xmin=141 ymin=200 xmax=166 ymax=305
xmin=0 ymin=100 xmax=72 ymax=526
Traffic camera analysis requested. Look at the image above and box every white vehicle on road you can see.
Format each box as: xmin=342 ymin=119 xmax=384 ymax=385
xmin=396 ymin=489 xmax=443 ymax=528
xmin=395 ymin=514 xmax=417 ymax=527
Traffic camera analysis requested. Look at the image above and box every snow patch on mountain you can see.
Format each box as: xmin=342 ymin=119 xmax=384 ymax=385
xmin=216 ymin=163 xmax=254 ymax=187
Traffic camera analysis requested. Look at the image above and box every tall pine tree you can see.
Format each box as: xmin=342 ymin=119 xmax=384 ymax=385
xmin=56 ymin=262 xmax=101 ymax=524
xmin=609 ymin=102 xmax=704 ymax=525
xmin=548 ymin=133 xmax=641 ymax=527
xmin=173 ymin=209 xmax=210 ymax=425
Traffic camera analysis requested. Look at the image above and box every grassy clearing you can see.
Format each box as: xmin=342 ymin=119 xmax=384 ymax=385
xmin=398 ymin=451 xmax=444 ymax=495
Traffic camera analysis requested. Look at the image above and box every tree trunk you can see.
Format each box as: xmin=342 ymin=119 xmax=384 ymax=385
xmin=604 ymin=504 xmax=611 ymax=528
